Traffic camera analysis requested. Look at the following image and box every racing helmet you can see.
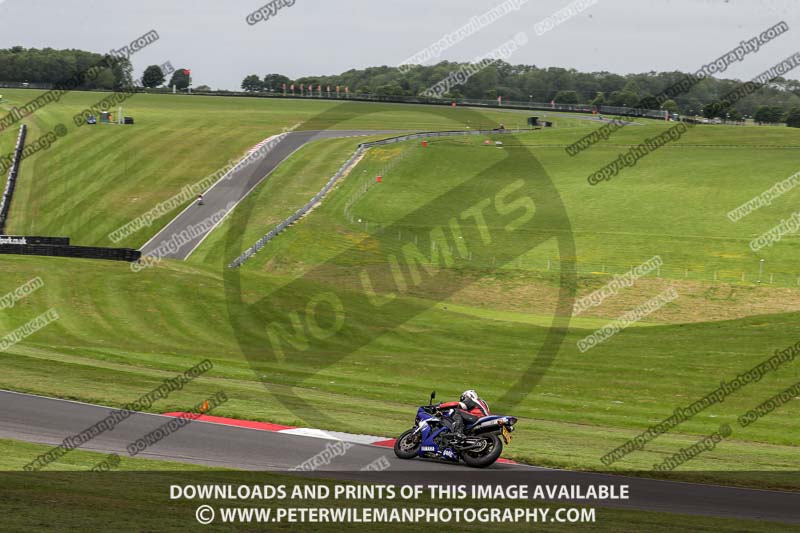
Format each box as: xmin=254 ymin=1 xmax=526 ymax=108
xmin=460 ymin=389 xmax=479 ymax=403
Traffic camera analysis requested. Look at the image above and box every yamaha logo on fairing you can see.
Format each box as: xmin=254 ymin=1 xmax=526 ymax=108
xmin=421 ymin=446 xmax=435 ymax=452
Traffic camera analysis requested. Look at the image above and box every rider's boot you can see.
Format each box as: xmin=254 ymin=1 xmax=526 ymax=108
xmin=451 ymin=419 xmax=466 ymax=443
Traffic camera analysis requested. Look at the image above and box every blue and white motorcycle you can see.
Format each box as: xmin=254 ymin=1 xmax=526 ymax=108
xmin=393 ymin=391 xmax=517 ymax=468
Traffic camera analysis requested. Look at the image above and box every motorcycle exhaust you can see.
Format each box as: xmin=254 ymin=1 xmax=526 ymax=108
xmin=453 ymin=438 xmax=485 ymax=451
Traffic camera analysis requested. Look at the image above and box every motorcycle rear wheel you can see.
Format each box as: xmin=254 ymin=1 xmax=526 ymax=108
xmin=461 ymin=434 xmax=503 ymax=468
xmin=393 ymin=429 xmax=420 ymax=459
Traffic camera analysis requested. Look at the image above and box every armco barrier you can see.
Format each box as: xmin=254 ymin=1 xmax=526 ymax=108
xmin=228 ymin=129 xmax=521 ymax=268
xmin=0 ymin=243 xmax=141 ymax=262
xmin=0 ymin=236 xmax=69 ymax=245
xmin=0 ymin=124 xmax=27 ymax=234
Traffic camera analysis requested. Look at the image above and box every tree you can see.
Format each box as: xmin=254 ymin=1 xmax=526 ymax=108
xmin=374 ymin=83 xmax=405 ymax=97
xmin=634 ymin=92 xmax=657 ymax=110
xmin=661 ymin=99 xmax=679 ymax=114
xmin=554 ymin=90 xmax=579 ymax=104
xmin=0 ymin=47 xmax=130 ymax=88
xmin=786 ymin=107 xmax=800 ymax=128
xmin=168 ymin=69 xmax=192 ymax=90
xmin=195 ymin=85 xmax=211 ymax=91
xmin=590 ymin=92 xmax=605 ymax=107
xmin=753 ymin=106 xmax=770 ymax=124
xmin=241 ymin=74 xmax=263 ymax=92
xmin=685 ymin=98 xmax=703 ymax=116
xmin=703 ymin=101 xmax=728 ymax=119
xmin=754 ymin=105 xmax=784 ymax=124
xmin=295 ymin=76 xmax=320 ymax=88
xmin=141 ymin=65 xmax=165 ymax=88
xmin=110 ymin=59 xmax=133 ymax=90
xmin=263 ymin=73 xmax=291 ymax=92
xmin=622 ymin=79 xmax=641 ymax=94
xmin=87 ymin=69 xmax=116 ymax=90
xmin=608 ymin=90 xmax=639 ymax=107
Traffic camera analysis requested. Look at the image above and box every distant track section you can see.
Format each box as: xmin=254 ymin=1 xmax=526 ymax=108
xmin=228 ymin=128 xmax=522 ymax=268
xmin=139 ymin=130 xmax=402 ymax=262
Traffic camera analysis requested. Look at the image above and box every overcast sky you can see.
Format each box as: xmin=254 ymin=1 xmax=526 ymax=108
xmin=0 ymin=0 xmax=798 ymax=90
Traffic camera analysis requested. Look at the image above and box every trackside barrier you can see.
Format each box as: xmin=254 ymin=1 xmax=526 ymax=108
xmin=139 ymin=87 xmax=672 ymax=121
xmin=228 ymin=129 xmax=521 ymax=268
xmin=0 ymin=243 xmax=141 ymax=262
xmin=0 ymin=125 xmax=27 ymax=234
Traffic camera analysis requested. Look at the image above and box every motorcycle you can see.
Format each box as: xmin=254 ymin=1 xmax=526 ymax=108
xmin=393 ymin=391 xmax=518 ymax=468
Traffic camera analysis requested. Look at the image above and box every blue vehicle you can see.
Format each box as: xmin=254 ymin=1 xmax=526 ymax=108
xmin=393 ymin=391 xmax=517 ymax=468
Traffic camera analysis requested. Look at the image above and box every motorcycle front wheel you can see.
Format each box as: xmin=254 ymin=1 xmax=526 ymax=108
xmin=393 ymin=429 xmax=421 ymax=459
xmin=461 ymin=434 xmax=503 ymax=468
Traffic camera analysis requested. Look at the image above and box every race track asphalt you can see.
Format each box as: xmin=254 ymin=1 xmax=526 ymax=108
xmin=1 ymin=390 xmax=798 ymax=524
xmin=138 ymin=130 xmax=402 ymax=261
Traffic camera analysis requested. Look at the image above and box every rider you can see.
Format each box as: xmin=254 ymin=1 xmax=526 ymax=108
xmin=437 ymin=390 xmax=490 ymax=441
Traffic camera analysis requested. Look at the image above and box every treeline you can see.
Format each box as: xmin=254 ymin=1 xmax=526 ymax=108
xmin=242 ymin=61 xmax=800 ymax=118
xmin=0 ymin=46 xmax=132 ymax=90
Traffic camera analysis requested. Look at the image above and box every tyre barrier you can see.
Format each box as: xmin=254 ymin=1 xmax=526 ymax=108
xmin=0 ymin=125 xmax=28 ymax=234
xmin=228 ymin=128 xmax=521 ymax=268
xmin=0 ymin=242 xmax=141 ymax=262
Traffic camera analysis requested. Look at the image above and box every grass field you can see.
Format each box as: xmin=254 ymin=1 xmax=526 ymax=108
xmin=0 ymin=91 xmax=798 ymax=492
xmin=225 ymin=126 xmax=800 ymax=279
xmin=0 ymin=438 xmax=217 ymax=472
